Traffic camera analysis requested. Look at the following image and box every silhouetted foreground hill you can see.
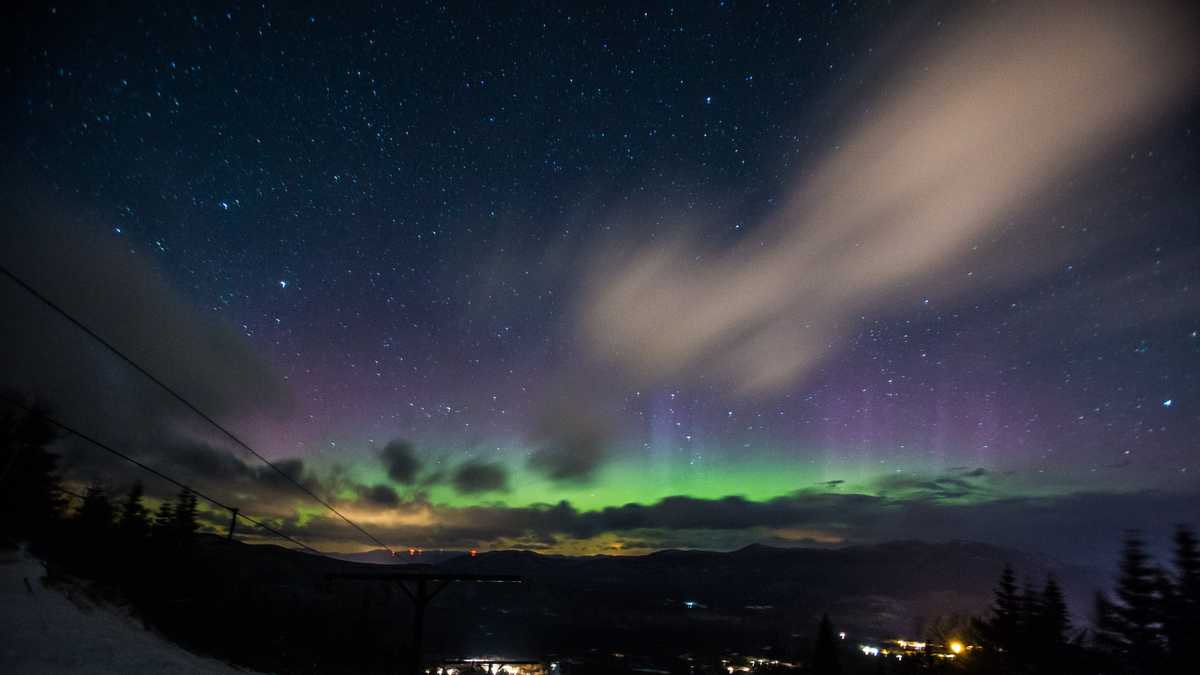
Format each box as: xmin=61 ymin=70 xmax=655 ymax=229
xmin=435 ymin=540 xmax=1099 ymax=637
xmin=45 ymin=534 xmax=1098 ymax=673
xmin=1 ymin=545 xmax=261 ymax=674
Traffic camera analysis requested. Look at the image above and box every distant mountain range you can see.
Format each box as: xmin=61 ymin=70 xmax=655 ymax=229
xmin=82 ymin=535 xmax=1110 ymax=670
xmin=324 ymin=539 xmax=1103 ymax=639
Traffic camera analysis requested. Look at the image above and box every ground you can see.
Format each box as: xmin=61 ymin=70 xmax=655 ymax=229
xmin=0 ymin=545 xmax=257 ymax=674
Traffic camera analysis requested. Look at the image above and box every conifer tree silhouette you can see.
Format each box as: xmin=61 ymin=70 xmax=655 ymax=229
xmin=1094 ymin=532 xmax=1165 ymax=673
xmin=1164 ymin=525 xmax=1199 ymax=674
xmin=153 ymin=499 xmax=176 ymax=542
xmin=1030 ymin=575 xmax=1071 ymax=672
xmin=78 ymin=484 xmax=115 ymax=536
xmin=979 ymin=564 xmax=1022 ymax=657
xmin=0 ymin=403 xmax=62 ymax=542
xmin=172 ymin=488 xmax=199 ymax=540
xmin=812 ymin=613 xmax=841 ymax=675
xmin=117 ymin=481 xmax=150 ymax=542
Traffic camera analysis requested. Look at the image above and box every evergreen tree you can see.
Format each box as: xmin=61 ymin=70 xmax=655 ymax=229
xmin=1030 ymin=575 xmax=1071 ymax=672
xmin=73 ymin=484 xmax=117 ymax=577
xmin=77 ymin=484 xmax=115 ymax=536
xmin=812 ymin=613 xmax=841 ymax=675
xmin=116 ymin=481 xmax=150 ymax=542
xmin=153 ymin=500 xmax=176 ymax=541
xmin=1019 ymin=575 xmax=1040 ymax=658
xmin=1093 ymin=533 xmax=1165 ymax=673
xmin=1039 ymin=576 xmax=1070 ymax=647
xmin=172 ymin=487 xmax=199 ymax=539
xmin=1164 ymin=525 xmax=1199 ymax=673
xmin=0 ymin=404 xmax=62 ymax=542
xmin=980 ymin=564 xmax=1022 ymax=655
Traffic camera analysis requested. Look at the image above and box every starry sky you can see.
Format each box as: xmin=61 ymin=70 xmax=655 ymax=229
xmin=2 ymin=1 xmax=1198 ymax=563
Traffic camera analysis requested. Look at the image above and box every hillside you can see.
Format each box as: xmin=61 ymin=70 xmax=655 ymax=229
xmin=0 ymin=545 xmax=259 ymax=674
xmin=2 ymin=537 xmax=1103 ymax=672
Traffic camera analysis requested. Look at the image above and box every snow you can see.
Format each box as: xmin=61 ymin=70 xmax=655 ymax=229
xmin=0 ymin=546 xmax=259 ymax=674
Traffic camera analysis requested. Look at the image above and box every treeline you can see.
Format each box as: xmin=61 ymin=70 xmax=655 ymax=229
xmin=1 ymin=402 xmax=208 ymax=554
xmin=1092 ymin=529 xmax=1198 ymax=675
xmin=964 ymin=528 xmax=1198 ymax=675
xmin=970 ymin=563 xmax=1073 ymax=673
xmin=1 ymin=405 xmax=228 ymax=644
xmin=1 ymin=403 xmax=420 ymax=674
xmin=804 ymin=529 xmax=1198 ymax=675
xmin=70 ymin=479 xmax=208 ymax=580
xmin=5 ymin=404 xmax=1199 ymax=675
xmin=77 ymin=482 xmax=202 ymax=547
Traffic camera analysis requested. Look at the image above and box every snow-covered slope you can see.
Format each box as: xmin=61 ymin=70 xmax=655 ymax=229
xmin=0 ymin=546 xmax=258 ymax=674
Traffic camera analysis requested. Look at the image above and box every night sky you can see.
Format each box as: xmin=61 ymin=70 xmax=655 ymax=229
xmin=2 ymin=1 xmax=1198 ymax=563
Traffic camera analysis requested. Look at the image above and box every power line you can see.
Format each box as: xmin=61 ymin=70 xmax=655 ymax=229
xmin=0 ymin=264 xmax=395 ymax=555
xmin=1 ymin=396 xmax=323 ymax=555
xmin=54 ymin=486 xmax=87 ymax=502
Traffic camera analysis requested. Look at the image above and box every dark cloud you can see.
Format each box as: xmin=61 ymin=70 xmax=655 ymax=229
xmin=255 ymin=458 xmax=310 ymax=493
xmin=587 ymin=493 xmax=880 ymax=534
xmin=451 ymin=460 xmax=509 ymax=494
xmin=0 ymin=205 xmax=290 ymax=446
xmin=379 ymin=440 xmax=420 ymax=484
xmin=278 ymin=487 xmax=1200 ymax=568
xmin=160 ymin=442 xmax=245 ymax=482
xmin=358 ymin=484 xmax=400 ymax=507
xmin=152 ymin=441 xmax=277 ymax=489
xmin=418 ymin=469 xmax=446 ymax=488
xmin=528 ymin=443 xmax=606 ymax=484
xmin=47 ymin=428 xmax=343 ymax=522
xmin=528 ymin=405 xmax=612 ymax=484
xmin=871 ymin=468 xmax=992 ymax=501
xmin=0 ymin=202 xmax=294 ymax=516
xmin=153 ymin=446 xmax=328 ymax=516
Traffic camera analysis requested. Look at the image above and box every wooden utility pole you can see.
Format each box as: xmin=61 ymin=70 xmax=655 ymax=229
xmin=329 ymin=571 xmax=522 ymax=675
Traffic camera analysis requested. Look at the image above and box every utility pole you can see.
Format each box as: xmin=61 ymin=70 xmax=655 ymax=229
xmin=328 ymin=571 xmax=522 ymax=675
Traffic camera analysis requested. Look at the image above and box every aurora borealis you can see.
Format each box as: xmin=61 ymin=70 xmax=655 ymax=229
xmin=2 ymin=2 xmax=1198 ymax=564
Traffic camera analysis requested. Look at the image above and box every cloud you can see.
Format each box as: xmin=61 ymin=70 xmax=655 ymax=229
xmin=527 ymin=403 xmax=613 ymax=484
xmin=577 ymin=0 xmax=1197 ymax=397
xmin=0 ymin=204 xmax=291 ymax=440
xmin=871 ymin=467 xmax=993 ymax=501
xmin=358 ymin=484 xmax=400 ymax=507
xmin=272 ymin=484 xmax=1200 ymax=566
xmin=0 ymin=199 xmax=296 ymax=516
xmin=132 ymin=441 xmax=330 ymax=517
xmin=379 ymin=440 xmax=421 ymax=485
xmin=451 ymin=460 xmax=509 ymax=494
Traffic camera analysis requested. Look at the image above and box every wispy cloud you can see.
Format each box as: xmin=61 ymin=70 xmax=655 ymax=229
xmin=578 ymin=1 xmax=1196 ymax=396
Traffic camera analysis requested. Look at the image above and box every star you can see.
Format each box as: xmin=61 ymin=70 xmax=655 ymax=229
xmin=7 ymin=0 xmax=1199 ymax=560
